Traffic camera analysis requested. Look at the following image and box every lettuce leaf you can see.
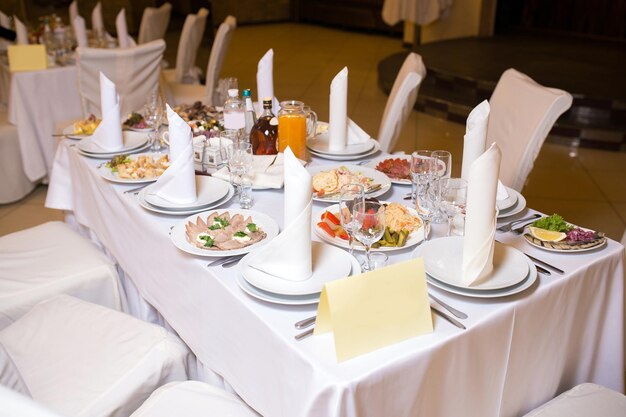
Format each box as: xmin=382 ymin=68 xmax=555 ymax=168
xmin=532 ymin=214 xmax=573 ymax=232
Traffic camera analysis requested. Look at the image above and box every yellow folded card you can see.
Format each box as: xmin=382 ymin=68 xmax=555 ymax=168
xmin=315 ymin=258 xmax=433 ymax=362
xmin=7 ymin=44 xmax=48 ymax=72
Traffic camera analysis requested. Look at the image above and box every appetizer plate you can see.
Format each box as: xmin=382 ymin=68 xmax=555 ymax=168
xmin=170 ymin=209 xmax=279 ymax=257
xmin=497 ymin=186 xmax=518 ymax=211
xmin=523 ymin=225 xmax=607 ymax=253
xmin=144 ymin=176 xmax=231 ymax=210
xmin=96 ymin=152 xmax=167 ymax=184
xmin=308 ymin=140 xmax=381 ymax=161
xmin=77 ymin=142 xmax=152 ymax=159
xmin=240 ymin=241 xmax=356 ymax=296
xmin=497 ymin=189 xmax=526 ymax=219
xmin=137 ymin=183 xmax=235 ymax=216
xmin=417 ymin=236 xmax=529 ymax=291
xmin=314 ymin=203 xmax=424 ymax=252
xmin=364 ymin=155 xmax=411 ymax=185
xmin=236 ymin=253 xmax=361 ymax=306
xmin=62 ymin=125 xmax=90 ymax=140
xmin=306 ymin=164 xmax=391 ymax=203
xmin=77 ymin=131 xmax=150 ymax=154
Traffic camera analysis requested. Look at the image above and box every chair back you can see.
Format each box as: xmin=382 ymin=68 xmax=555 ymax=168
xmin=14 ymin=16 xmax=28 ymax=45
xmin=68 ymin=1 xmax=78 ymax=26
xmin=0 ymin=10 xmax=11 ymax=29
xmin=91 ymin=1 xmax=104 ymax=34
xmin=377 ymin=53 xmax=426 ymax=153
xmin=138 ymin=2 xmax=172 ymax=44
xmin=488 ymin=68 xmax=572 ymax=191
xmin=205 ymin=15 xmax=237 ymax=105
xmin=174 ymin=8 xmax=209 ymax=83
xmin=76 ymin=39 xmax=166 ymax=117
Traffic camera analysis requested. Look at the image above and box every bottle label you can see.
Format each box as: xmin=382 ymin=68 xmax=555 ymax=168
xmin=224 ymin=111 xmax=246 ymax=129
xmin=270 ymin=117 xmax=278 ymax=126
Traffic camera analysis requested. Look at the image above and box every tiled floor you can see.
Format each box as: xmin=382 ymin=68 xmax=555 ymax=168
xmin=1 ymin=23 xmax=625 ymax=241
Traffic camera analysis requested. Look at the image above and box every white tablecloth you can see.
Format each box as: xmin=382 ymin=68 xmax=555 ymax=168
xmin=46 ymin=141 xmax=624 ymax=417
xmin=5 ymin=64 xmax=82 ymax=182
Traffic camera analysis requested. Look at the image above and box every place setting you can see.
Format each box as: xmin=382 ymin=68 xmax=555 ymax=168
xmin=136 ymin=104 xmax=234 ymax=216
xmin=306 ymin=67 xmax=381 ymax=161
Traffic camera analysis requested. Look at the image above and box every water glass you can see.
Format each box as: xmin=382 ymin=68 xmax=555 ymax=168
xmin=145 ymin=93 xmax=164 ymax=151
xmin=339 ymin=183 xmax=365 ymax=256
xmin=431 ymin=150 xmax=452 ymax=223
xmin=352 ymin=201 xmax=386 ymax=272
xmin=226 ymin=142 xmax=253 ymax=207
xmin=439 ymin=178 xmax=468 ymax=236
xmin=410 ymin=151 xmax=438 ymax=240
xmin=367 ymin=252 xmax=388 ymax=271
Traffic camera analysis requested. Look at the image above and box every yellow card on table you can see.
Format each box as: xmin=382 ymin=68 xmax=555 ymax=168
xmin=7 ymin=45 xmax=48 ymax=72
xmin=315 ymin=258 xmax=433 ymax=362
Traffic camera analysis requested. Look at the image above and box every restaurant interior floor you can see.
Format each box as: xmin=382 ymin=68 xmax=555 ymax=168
xmin=1 ymin=22 xmax=626 ymax=242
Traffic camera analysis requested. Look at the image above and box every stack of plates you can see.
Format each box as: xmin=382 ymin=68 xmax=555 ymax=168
xmin=307 ymin=122 xmax=381 ymax=161
xmin=137 ymin=176 xmax=234 ymax=215
xmin=77 ymin=131 xmax=151 ymax=159
xmin=412 ymin=236 xmax=538 ymax=298
xmin=497 ymin=187 xmax=527 ymax=219
xmin=237 ymin=241 xmax=361 ymax=305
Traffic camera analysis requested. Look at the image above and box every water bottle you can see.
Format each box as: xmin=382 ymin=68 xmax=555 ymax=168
xmin=242 ymin=89 xmax=257 ymax=140
xmin=223 ymin=89 xmax=245 ymax=138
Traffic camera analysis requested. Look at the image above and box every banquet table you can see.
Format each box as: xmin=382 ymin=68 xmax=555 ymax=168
xmin=45 ymin=141 xmax=624 ymax=417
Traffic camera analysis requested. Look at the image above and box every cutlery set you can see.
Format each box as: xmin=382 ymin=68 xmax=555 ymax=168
xmin=206 ymin=255 xmax=244 ymax=268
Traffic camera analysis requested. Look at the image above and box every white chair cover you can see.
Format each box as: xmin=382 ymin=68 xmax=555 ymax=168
xmin=163 ymin=15 xmax=236 ymax=106
xmin=0 ymin=221 xmax=123 ymax=329
xmin=68 ymin=1 xmax=78 ymax=26
xmin=488 ymin=68 xmax=572 ymax=191
xmin=91 ymin=1 xmax=105 ymax=35
xmin=14 ymin=16 xmax=28 ymax=45
xmin=523 ymin=383 xmax=626 ymax=416
xmin=130 ymin=381 xmax=259 ymax=417
xmin=0 ymin=385 xmax=65 ymax=417
xmin=76 ymin=39 xmax=166 ymax=117
xmin=0 ymin=109 xmax=35 ymax=203
xmin=0 ymin=10 xmax=12 ymax=29
xmin=138 ymin=2 xmax=172 ymax=44
xmin=165 ymin=8 xmax=209 ymax=84
xmin=0 ymin=295 xmax=192 ymax=417
xmin=377 ymin=52 xmax=426 ymax=153
xmin=72 ymin=16 xmax=87 ymax=48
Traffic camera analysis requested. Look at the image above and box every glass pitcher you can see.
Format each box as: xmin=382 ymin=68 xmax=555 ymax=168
xmin=277 ymin=100 xmax=313 ymax=160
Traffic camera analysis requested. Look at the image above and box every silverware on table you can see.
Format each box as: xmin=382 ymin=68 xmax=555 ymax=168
xmin=295 ymin=315 xmax=316 ymax=330
xmin=526 ymin=254 xmax=564 ymax=274
xmin=123 ymin=184 xmax=151 ymax=194
xmin=431 ymin=305 xmax=466 ymax=330
xmin=357 ymin=159 xmax=371 ymax=166
xmin=295 ymin=327 xmax=314 ymax=341
xmin=428 ymin=293 xmax=468 ymax=319
xmin=497 ymin=214 xmax=541 ymax=233
xmin=534 ymin=264 xmax=551 ymax=275
xmin=221 ymin=256 xmax=244 ymax=268
xmin=207 ymin=255 xmax=244 ymax=268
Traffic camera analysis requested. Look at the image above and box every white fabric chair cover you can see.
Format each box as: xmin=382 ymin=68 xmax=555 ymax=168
xmin=0 ymin=109 xmax=35 ymax=203
xmin=68 ymin=1 xmax=78 ymax=26
xmin=130 ymin=381 xmax=259 ymax=417
xmin=163 ymin=15 xmax=236 ymax=106
xmin=72 ymin=16 xmax=88 ymax=48
xmin=91 ymin=2 xmax=105 ymax=35
xmin=523 ymin=383 xmax=626 ymax=416
xmin=0 ymin=295 xmax=192 ymax=417
xmin=138 ymin=3 xmax=172 ymax=44
xmin=76 ymin=39 xmax=166 ymax=117
xmin=14 ymin=16 xmax=28 ymax=45
xmin=162 ymin=8 xmax=209 ymax=84
xmin=377 ymin=52 xmax=426 ymax=153
xmin=0 ymin=385 xmax=65 ymax=417
xmin=0 ymin=221 xmax=123 ymax=329
xmin=488 ymin=68 xmax=572 ymax=191
xmin=0 ymin=10 xmax=12 ymax=29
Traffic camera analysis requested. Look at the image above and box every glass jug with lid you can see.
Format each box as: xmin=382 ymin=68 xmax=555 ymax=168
xmin=277 ymin=100 xmax=313 ymax=160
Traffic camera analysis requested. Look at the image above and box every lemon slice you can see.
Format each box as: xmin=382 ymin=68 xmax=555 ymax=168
xmin=529 ymin=227 xmax=566 ymax=242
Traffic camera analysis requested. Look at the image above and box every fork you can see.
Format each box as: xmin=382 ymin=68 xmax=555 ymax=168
xmin=496 ymin=214 xmax=541 ymax=233
xmin=512 ymin=219 xmax=538 ymax=234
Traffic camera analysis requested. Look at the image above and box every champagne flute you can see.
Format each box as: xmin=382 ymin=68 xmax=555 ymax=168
xmin=146 ymin=92 xmax=164 ymax=151
xmin=352 ymin=201 xmax=386 ymax=272
xmin=339 ymin=183 xmax=365 ymax=256
xmin=411 ymin=151 xmax=437 ymax=241
xmin=227 ymin=141 xmax=253 ymax=207
xmin=439 ymin=178 xmax=468 ymax=236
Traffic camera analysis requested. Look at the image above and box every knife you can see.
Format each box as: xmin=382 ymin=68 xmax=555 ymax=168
xmin=431 ymin=305 xmax=466 ymax=330
xmin=207 ymin=255 xmax=243 ymax=268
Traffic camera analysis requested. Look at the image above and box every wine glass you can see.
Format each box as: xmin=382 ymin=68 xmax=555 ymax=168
xmin=338 ymin=183 xmax=365 ymax=256
xmin=352 ymin=201 xmax=386 ymax=272
xmin=226 ymin=142 xmax=254 ymax=207
xmin=411 ymin=151 xmax=438 ymax=241
xmin=145 ymin=92 xmax=164 ymax=151
xmin=431 ymin=150 xmax=452 ymax=224
xmin=439 ymin=178 xmax=468 ymax=236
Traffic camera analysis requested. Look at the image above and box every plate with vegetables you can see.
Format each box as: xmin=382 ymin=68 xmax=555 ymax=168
xmin=523 ymin=214 xmax=607 ymax=252
xmin=315 ymin=202 xmax=424 ymax=252
xmin=123 ymin=112 xmax=153 ymax=132
xmin=170 ymin=209 xmax=279 ymax=257
xmin=62 ymin=114 xmax=101 ymax=139
xmin=97 ymin=153 xmax=169 ymax=184
xmin=308 ymin=165 xmax=391 ymax=202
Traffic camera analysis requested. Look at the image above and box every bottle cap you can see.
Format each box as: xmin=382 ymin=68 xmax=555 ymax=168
xmin=227 ymin=89 xmax=239 ymax=97
xmin=242 ymin=89 xmax=251 ymax=97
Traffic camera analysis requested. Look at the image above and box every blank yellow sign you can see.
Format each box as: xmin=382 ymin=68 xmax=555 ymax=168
xmin=8 ymin=44 xmax=48 ymax=72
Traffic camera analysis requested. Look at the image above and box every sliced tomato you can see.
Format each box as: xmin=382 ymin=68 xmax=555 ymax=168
xmin=335 ymin=226 xmax=349 ymax=240
xmin=317 ymin=221 xmax=336 ymax=238
xmin=321 ymin=211 xmax=340 ymax=225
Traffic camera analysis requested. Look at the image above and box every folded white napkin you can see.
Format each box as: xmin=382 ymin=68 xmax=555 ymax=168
xmin=0 ymin=11 xmax=11 ymax=29
xmin=213 ymin=153 xmax=287 ymax=189
xmin=328 ymin=67 xmax=348 ymax=151
xmin=69 ymin=1 xmax=79 ymax=24
xmin=91 ymin=2 xmax=104 ymax=35
xmin=247 ymin=147 xmax=312 ymax=281
xmin=14 ymin=17 xmax=28 ymax=45
xmin=462 ymin=143 xmax=502 ymax=286
xmin=148 ymin=105 xmax=197 ymax=204
xmin=116 ymin=8 xmax=132 ymax=48
xmin=461 ymin=100 xmax=509 ymax=201
xmin=88 ymin=72 xmax=123 ymax=151
xmin=73 ymin=16 xmax=87 ymax=48
xmin=347 ymin=118 xmax=371 ymax=144
xmin=256 ymin=49 xmax=280 ymax=113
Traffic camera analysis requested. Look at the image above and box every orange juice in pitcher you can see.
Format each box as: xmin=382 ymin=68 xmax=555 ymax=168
xmin=278 ymin=100 xmax=310 ymax=160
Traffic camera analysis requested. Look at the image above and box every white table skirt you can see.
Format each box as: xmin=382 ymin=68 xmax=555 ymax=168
xmin=46 ymin=141 xmax=624 ymax=417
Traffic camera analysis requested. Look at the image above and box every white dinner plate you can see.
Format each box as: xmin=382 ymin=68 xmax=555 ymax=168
xmin=307 ymin=136 xmax=376 ymax=156
xmin=418 ymin=236 xmax=529 ymax=291
xmin=170 ymin=209 xmax=279 ymax=257
xmin=523 ymin=224 xmax=607 ymax=253
xmin=306 ymin=164 xmax=391 ymax=203
xmin=77 ymin=141 xmax=152 ymax=159
xmin=137 ymin=182 xmax=235 ymax=216
xmin=497 ymin=189 xmax=526 ymax=219
xmin=241 ymin=241 xmax=354 ymax=296
xmin=144 ymin=176 xmax=231 ymax=210
xmin=62 ymin=125 xmax=90 ymax=140
xmin=236 ymin=254 xmax=361 ymax=306
xmin=314 ymin=203 xmax=425 ymax=252
xmin=308 ymin=140 xmax=382 ymax=162
xmin=497 ymin=186 xmax=519 ymax=211
xmin=96 ymin=152 xmax=168 ymax=184
xmin=364 ymin=155 xmax=411 ymax=185
xmin=78 ymin=131 xmax=150 ymax=154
